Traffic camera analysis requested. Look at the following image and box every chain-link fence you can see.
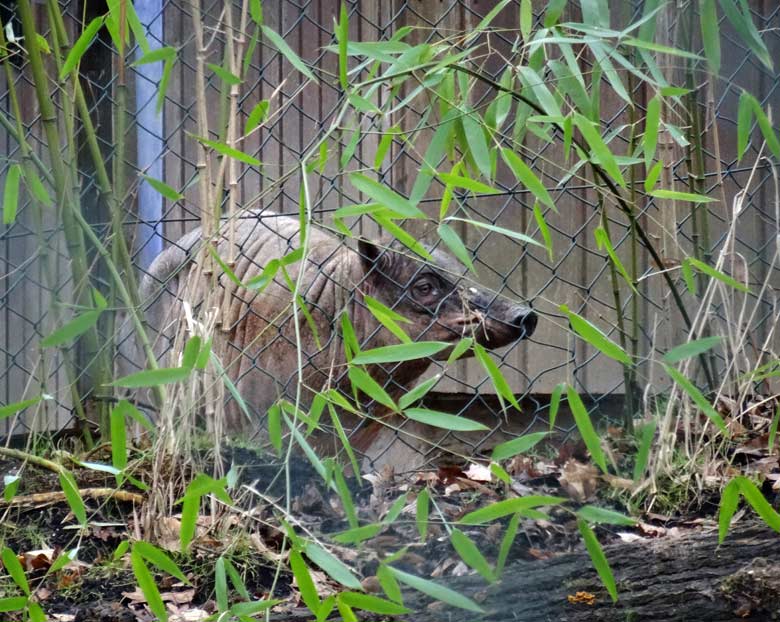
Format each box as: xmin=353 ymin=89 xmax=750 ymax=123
xmin=1 ymin=0 xmax=778 ymax=470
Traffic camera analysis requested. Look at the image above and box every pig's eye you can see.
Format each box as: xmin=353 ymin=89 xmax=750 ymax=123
xmin=412 ymin=276 xmax=440 ymax=302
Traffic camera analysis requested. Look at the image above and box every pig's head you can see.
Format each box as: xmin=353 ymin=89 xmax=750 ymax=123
xmin=357 ymin=238 xmax=537 ymax=353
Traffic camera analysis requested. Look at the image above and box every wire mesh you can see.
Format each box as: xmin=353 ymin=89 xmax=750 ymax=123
xmin=0 ymin=0 xmax=778 ymax=471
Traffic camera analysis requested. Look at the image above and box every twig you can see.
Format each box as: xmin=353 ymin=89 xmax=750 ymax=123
xmin=1 ymin=488 xmax=144 ymax=507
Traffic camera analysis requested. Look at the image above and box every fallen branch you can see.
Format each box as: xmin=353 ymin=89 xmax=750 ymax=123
xmin=1 ymin=487 xmax=145 ymax=507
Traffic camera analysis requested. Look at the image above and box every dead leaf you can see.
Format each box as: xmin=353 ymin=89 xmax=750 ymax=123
xmin=170 ymin=610 xmax=210 ymax=622
xmin=463 ymin=462 xmax=492 ymax=482
xmin=558 ymin=459 xmax=599 ymax=503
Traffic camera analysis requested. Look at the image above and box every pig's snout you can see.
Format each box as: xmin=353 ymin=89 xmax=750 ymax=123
xmin=508 ymin=306 xmax=538 ymax=339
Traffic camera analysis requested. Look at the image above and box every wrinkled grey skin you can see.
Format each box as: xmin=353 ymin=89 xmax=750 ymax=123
xmin=134 ymin=212 xmax=536 ymax=464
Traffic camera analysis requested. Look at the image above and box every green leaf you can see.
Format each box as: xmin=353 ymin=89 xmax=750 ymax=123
xmin=474 ymin=343 xmax=521 ymax=411
xmin=157 ymin=57 xmax=174 ymax=113
xmin=576 ymin=506 xmax=636 ymax=525
xmin=110 ymin=366 xmax=192 ymax=388
xmin=650 ymin=189 xmax=716 ymax=203
xmin=437 ymin=223 xmax=475 ymax=273
xmin=339 ymin=592 xmax=410 ymax=615
xmin=261 ymin=25 xmax=316 ymax=82
xmin=193 ymin=135 xmax=261 ymax=166
xmin=461 ymin=109 xmax=492 ymax=180
xmin=495 ymin=513 xmax=521 ymax=578
xmin=387 ymin=566 xmax=483 ymax=612
xmin=215 ymin=556 xmax=228 ymax=612
xmin=436 ymin=172 xmax=497 ymax=196
xmin=686 ymin=257 xmax=749 ymax=293
xmin=374 ymin=127 xmax=400 ymax=171
xmin=719 ymin=0 xmax=772 ymax=70
xmin=244 ymin=100 xmax=270 ymax=135
xmin=364 ymin=295 xmax=412 ymax=344
xmin=533 ymin=203 xmax=554 ymax=262
xmin=230 ymin=599 xmax=283 ymax=616
xmin=416 ymin=488 xmax=430 ymax=541
xmin=59 ymin=470 xmax=86 ymax=525
xmin=446 ymin=217 xmax=543 ymax=248
xmin=644 ymin=96 xmax=660 ymax=167
xmin=305 ymin=543 xmax=362 ymax=589
xmin=447 ymin=337 xmax=473 ymax=365
xmin=131 ymin=45 xmax=176 ymax=66
xmin=349 ymin=173 xmax=426 ymax=219
xmin=0 ymin=396 xmax=44 ymax=420
xmin=450 ymin=529 xmax=494 ymax=582
xmin=410 ymin=111 xmax=456 ymax=204
xmin=769 ymin=405 xmax=780 ymax=454
xmin=748 ymin=93 xmax=780 ymax=159
xmin=700 ymin=0 xmax=721 ymax=75
xmin=141 ymin=174 xmax=183 ymax=201
xmin=332 ymin=523 xmax=383 ymax=545
xmin=577 ymin=519 xmax=617 ymax=602
xmin=567 ymin=386 xmax=608 ymax=473
xmin=250 ymin=0 xmax=263 ymax=24
xmin=560 ymin=304 xmax=631 ymax=365
xmin=60 ymin=16 xmax=105 ymax=79
xmin=2 ymin=164 xmax=21 ymax=225
xmin=290 ymin=551 xmax=320 ymax=614
xmin=41 ymin=309 xmax=101 ymax=348
xmin=520 ymin=0 xmax=532 ymax=40
xmin=664 ymin=364 xmax=728 ymax=434
xmin=491 ymin=431 xmax=548 ymax=462
xmin=594 ymin=226 xmax=636 ymax=293
xmin=28 ymin=602 xmax=46 ymax=622
xmin=663 ymin=336 xmax=722 ymax=364
xmin=110 ymin=402 xmax=128 ymax=474
xmin=267 ymin=403 xmax=282 ymax=454
xmin=549 ymin=383 xmax=564 ymax=429
xmin=459 ymin=495 xmax=566 ymax=524
xmin=737 ymin=90 xmax=752 ymax=160
xmin=633 ymin=419 xmax=656 ymax=481
xmin=404 ymin=408 xmax=488 ymax=432
xmin=718 ymin=478 xmax=740 ymax=544
xmin=501 ymin=148 xmax=556 ymax=210
xmin=21 ymin=168 xmax=52 ymax=207
xmin=347 ymin=367 xmax=397 ymax=411
xmin=399 ymin=375 xmax=440 ymax=410
xmin=352 ymin=341 xmax=449 ymax=365
xmin=738 ymin=477 xmax=780 ymax=532
xmin=131 ymin=549 xmax=168 ymax=622
xmin=574 ymin=114 xmax=625 ymax=187
xmin=2 ymin=547 xmax=30 ymax=595
xmin=644 ymin=160 xmax=663 ymax=193
xmin=207 ymin=62 xmax=241 ymax=85
xmin=0 ymin=597 xmax=27 ymax=613
xmin=3 ymin=474 xmax=20 ymax=502
xmin=135 ymin=541 xmax=189 ymax=583
xmin=337 ymin=2 xmax=349 ymax=90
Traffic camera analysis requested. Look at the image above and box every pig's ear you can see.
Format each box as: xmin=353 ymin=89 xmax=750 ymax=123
xmin=357 ymin=238 xmax=387 ymax=274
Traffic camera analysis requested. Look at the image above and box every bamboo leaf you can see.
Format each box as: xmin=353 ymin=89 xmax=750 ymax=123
xmin=719 ymin=0 xmax=772 ymax=70
xmin=549 ymin=383 xmax=564 ymax=429
xmin=437 ymin=223 xmax=475 ymax=273
xmin=574 ymin=114 xmax=626 ymax=187
xmin=245 ymin=100 xmax=270 ymax=135
xmin=576 ymin=506 xmax=636 ymax=525
xmin=352 ymin=341 xmax=449 ymax=365
xmin=700 ymin=0 xmax=721 ymax=75
xmin=594 ymin=226 xmax=637 ymax=293
xmin=193 ymin=135 xmax=261 ymax=166
xmin=644 ymin=96 xmax=660 ymax=166
xmin=207 ymin=62 xmax=241 ymax=86
xmin=134 ymin=541 xmax=189 ymax=583
xmin=450 ymin=529 xmax=495 ymax=582
xmin=0 ymin=597 xmax=27 ymax=613
xmin=663 ymin=336 xmax=722 ymax=364
xmin=491 ymin=431 xmax=548 ymax=462
xmin=560 ymin=304 xmax=631 ymax=365
xmin=21 ymin=168 xmax=52 ymax=207
xmin=474 ymin=343 xmax=521 ymax=411
xmin=461 ymin=109 xmax=492 ymax=180
xmin=350 ymin=173 xmax=426 ymax=219
xmin=215 ymin=557 xmax=228 ymax=612
xmin=664 ymin=364 xmax=728 ymax=434
xmin=644 ymin=160 xmax=663 ymax=192
xmin=131 ymin=550 xmax=168 ymax=622
xmin=332 ymin=523 xmax=383 ymax=545
xmin=0 ymin=396 xmax=43 ymax=420
xmin=364 ymin=295 xmax=412 ymax=344
xmin=110 ymin=402 xmax=128 ymax=474
xmin=1 ymin=547 xmax=30 ymax=595
xmin=261 ymin=25 xmax=317 ymax=82
xmin=501 ymin=149 xmax=556 ymax=210
xmin=290 ymin=551 xmax=320 ymax=613
xmin=403 ymin=408 xmax=488 ymax=432
xmin=436 ymin=172 xmax=497 ymax=195
xmin=737 ymin=90 xmax=752 ymax=159
xmin=769 ymin=405 xmax=780 ymax=454
xmin=737 ymin=477 xmax=780 ymax=533
xmin=650 ymin=189 xmax=717 ymax=203
xmin=337 ymin=2 xmax=349 ymax=89
xmin=110 ymin=366 xmax=192 ymax=388
xmin=131 ymin=45 xmax=176 ymax=66
xmin=686 ymin=257 xmax=750 ymax=293
xmin=339 ymin=592 xmax=410 ymax=615
xmin=60 ymin=16 xmax=105 ymax=79
xmin=577 ymin=519 xmax=618 ymax=602
xmin=374 ymin=126 xmax=401 ymax=170
xmin=459 ymin=495 xmax=566 ymax=525
xmin=718 ymin=478 xmax=740 ymax=543
xmin=399 ymin=375 xmax=440 ymax=410
xmin=387 ymin=567 xmax=484 ymax=613
xmin=567 ymin=386 xmax=608 ymax=473
xmin=140 ymin=174 xmax=183 ymax=201
xmin=2 ymin=164 xmax=21 ymax=225
xmin=59 ymin=470 xmax=87 ymax=525
xmin=231 ymin=599 xmax=282 ymax=616
xmin=495 ymin=513 xmax=521 ymax=578
xmin=157 ymin=57 xmax=174 ymax=113
xmin=533 ymin=203 xmax=554 ymax=262
xmin=445 ymin=217 xmax=543 ymax=248
xmin=348 ymin=367 xmax=397 ymax=411
xmin=416 ymin=488 xmax=430 ymax=541
xmin=748 ymin=93 xmax=780 ymax=159
xmin=305 ymin=543 xmax=362 ymax=589
xmin=633 ymin=419 xmax=656 ymax=481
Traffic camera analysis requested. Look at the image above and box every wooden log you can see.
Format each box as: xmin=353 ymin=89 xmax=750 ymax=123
xmin=407 ymin=524 xmax=780 ymax=621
